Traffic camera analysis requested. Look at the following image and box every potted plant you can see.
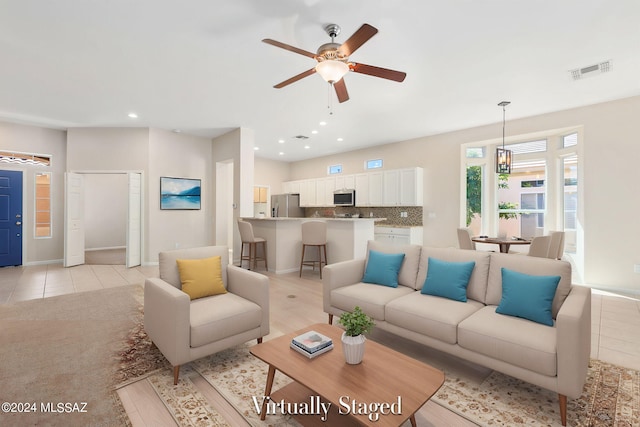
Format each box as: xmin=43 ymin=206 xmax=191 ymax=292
xmin=338 ymin=306 xmax=375 ymax=364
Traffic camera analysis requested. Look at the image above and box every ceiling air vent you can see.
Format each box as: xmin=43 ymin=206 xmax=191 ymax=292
xmin=293 ymin=135 xmax=309 ymax=140
xmin=570 ymin=60 xmax=611 ymax=80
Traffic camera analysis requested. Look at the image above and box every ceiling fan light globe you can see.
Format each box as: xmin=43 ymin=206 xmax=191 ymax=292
xmin=315 ymin=60 xmax=349 ymax=83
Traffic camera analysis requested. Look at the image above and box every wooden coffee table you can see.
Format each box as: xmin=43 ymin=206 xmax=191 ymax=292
xmin=250 ymin=323 xmax=445 ymax=426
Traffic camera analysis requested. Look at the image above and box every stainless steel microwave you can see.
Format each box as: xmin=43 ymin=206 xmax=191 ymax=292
xmin=333 ymin=189 xmax=356 ymax=206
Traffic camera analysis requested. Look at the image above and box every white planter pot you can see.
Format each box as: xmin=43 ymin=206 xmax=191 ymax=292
xmin=341 ymin=332 xmax=366 ymax=364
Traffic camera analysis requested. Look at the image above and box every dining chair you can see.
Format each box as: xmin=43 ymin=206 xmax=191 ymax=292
xmin=527 ymin=235 xmax=551 ymax=258
xmin=547 ymin=231 xmax=565 ymax=260
xmin=457 ymin=228 xmax=476 ymax=250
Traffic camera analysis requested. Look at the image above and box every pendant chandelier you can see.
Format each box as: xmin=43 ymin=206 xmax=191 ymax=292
xmin=496 ymin=101 xmax=512 ymax=174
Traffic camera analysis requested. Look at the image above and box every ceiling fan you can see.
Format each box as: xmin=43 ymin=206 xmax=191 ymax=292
xmin=262 ymin=23 xmax=406 ymax=103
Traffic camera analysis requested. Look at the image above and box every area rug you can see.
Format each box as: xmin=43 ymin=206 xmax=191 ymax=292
xmin=435 ymin=358 xmax=640 ymax=426
xmin=0 ymin=285 xmax=166 ymax=427
xmin=149 ymin=344 xmax=640 ymax=427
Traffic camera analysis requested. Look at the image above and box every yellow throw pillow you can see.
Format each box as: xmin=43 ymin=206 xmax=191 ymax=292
xmin=176 ymin=256 xmax=227 ymax=300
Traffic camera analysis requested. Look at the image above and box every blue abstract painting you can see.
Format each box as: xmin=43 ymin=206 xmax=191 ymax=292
xmin=160 ymin=177 xmax=201 ymax=210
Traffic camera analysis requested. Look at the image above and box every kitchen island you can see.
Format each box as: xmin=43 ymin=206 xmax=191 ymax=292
xmin=241 ymin=217 xmax=385 ymax=274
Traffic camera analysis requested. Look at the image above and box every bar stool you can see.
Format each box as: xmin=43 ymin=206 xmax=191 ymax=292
xmin=299 ymin=221 xmax=327 ymax=278
xmin=237 ymin=220 xmax=267 ymax=271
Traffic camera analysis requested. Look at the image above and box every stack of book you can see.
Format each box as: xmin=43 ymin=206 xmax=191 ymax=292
xmin=290 ymin=330 xmax=333 ymax=358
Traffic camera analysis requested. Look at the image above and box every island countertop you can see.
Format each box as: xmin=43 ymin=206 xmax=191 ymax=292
xmin=242 ymin=217 xmax=386 ymax=221
xmin=240 ymin=217 xmax=380 ymax=274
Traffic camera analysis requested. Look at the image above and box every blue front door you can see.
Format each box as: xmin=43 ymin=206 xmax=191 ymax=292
xmin=0 ymin=170 xmax=23 ymax=266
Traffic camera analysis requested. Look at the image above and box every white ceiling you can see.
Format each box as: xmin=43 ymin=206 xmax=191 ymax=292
xmin=1 ymin=0 xmax=639 ymax=161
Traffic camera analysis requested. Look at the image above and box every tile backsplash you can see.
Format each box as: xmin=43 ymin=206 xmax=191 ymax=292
xmin=304 ymin=206 xmax=423 ymax=226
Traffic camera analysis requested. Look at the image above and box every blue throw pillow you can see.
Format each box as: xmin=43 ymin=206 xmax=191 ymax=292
xmin=420 ymin=257 xmax=475 ymax=302
xmin=362 ymin=250 xmax=405 ymax=288
xmin=496 ymin=268 xmax=560 ymax=326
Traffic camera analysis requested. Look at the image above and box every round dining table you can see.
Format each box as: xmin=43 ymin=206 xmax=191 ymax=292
xmin=471 ymin=236 xmax=532 ymax=253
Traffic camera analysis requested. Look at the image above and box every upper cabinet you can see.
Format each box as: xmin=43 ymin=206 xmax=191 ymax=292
xmin=283 ymin=167 xmax=423 ymax=207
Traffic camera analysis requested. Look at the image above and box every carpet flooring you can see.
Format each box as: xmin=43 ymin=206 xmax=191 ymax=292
xmin=0 ymin=285 xmax=160 ymax=427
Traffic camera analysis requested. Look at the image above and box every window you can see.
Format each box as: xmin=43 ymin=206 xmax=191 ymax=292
xmin=563 ymin=133 xmax=578 ymax=148
xmin=465 ymin=165 xmax=483 ymax=235
xmin=328 ymin=164 xmax=342 ymax=175
xmin=35 ymin=172 xmax=51 ymax=238
xmin=466 ymin=147 xmax=485 ymax=158
xmin=505 ymin=139 xmax=547 ymax=154
xmin=365 ymin=159 xmax=383 ymax=170
xmin=0 ymin=151 xmax=51 ymax=166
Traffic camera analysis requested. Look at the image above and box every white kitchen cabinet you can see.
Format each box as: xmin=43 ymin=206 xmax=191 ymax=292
xmin=368 ymin=171 xmax=384 ymax=206
xmin=383 ymin=169 xmax=401 ymax=206
xmin=374 ymin=226 xmax=423 ymax=246
xmin=282 ymin=166 xmax=422 ymax=208
xmin=299 ymin=179 xmax=316 ymax=207
xmin=316 ymin=177 xmax=335 ymax=206
xmin=354 ymin=173 xmax=369 ymax=206
xmin=399 ymin=167 xmax=423 ymax=206
xmin=335 ymin=174 xmax=356 ymax=191
xmin=282 ymin=180 xmax=301 ymax=195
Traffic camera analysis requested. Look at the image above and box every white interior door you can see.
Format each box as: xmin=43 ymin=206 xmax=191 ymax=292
xmin=126 ymin=172 xmax=142 ymax=268
xmin=64 ymin=172 xmax=85 ymax=267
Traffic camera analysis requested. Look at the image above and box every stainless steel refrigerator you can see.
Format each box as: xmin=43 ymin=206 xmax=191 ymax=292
xmin=271 ymin=193 xmax=304 ymax=217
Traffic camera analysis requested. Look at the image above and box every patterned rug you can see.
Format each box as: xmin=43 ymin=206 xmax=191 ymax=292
xmin=146 ymin=344 xmax=640 ymax=426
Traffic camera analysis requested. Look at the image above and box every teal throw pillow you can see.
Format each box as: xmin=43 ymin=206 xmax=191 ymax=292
xmin=420 ymin=257 xmax=475 ymax=302
xmin=362 ymin=250 xmax=405 ymax=288
xmin=496 ymin=268 xmax=560 ymax=326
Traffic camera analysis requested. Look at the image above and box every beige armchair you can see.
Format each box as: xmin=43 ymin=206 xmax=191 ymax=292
xmin=144 ymin=246 xmax=270 ymax=384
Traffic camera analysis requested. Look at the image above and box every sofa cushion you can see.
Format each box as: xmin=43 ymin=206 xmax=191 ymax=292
xmin=177 ymin=256 xmax=227 ymax=300
xmin=421 ymin=257 xmax=475 ymax=302
xmin=386 ymin=292 xmax=484 ymax=344
xmin=458 ymin=306 xmax=557 ymax=377
xmin=496 ymin=268 xmax=560 ymax=326
xmin=366 ymin=241 xmax=422 ymax=289
xmin=331 ymin=283 xmax=415 ymax=321
xmin=362 ymin=250 xmax=405 ymax=288
xmin=190 ymin=293 xmax=262 ymax=348
xmin=416 ymin=247 xmax=491 ymax=303
xmin=486 ymin=252 xmax=571 ymax=318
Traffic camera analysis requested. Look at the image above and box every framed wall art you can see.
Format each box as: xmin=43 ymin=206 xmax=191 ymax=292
xmin=160 ymin=177 xmax=201 ymax=210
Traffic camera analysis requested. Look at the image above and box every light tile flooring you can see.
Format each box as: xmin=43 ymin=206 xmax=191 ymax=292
xmin=1 ymin=263 xmax=640 ymax=425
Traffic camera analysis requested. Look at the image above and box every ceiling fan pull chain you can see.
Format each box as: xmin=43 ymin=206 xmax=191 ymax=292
xmin=328 ymin=83 xmax=334 ymax=115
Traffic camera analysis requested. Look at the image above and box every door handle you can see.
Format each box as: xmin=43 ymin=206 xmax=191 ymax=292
xmin=15 ymin=221 xmax=22 ymax=226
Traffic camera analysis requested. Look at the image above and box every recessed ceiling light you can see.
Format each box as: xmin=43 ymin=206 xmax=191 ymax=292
xmin=337 ymin=137 xmax=344 ymax=142
xmin=278 ymin=139 xmax=285 ymax=144
xmin=128 ymin=113 xmax=138 ymax=119
xmin=304 ymin=145 xmax=310 ymax=149
xmin=279 ymin=152 xmax=284 ymax=156
xmin=172 ymin=129 xmax=181 ymax=133
xmin=254 ymin=147 xmax=260 ymax=151
xmin=311 ymin=130 xmax=318 ymax=134
xmin=319 ymin=121 xmax=327 ymax=126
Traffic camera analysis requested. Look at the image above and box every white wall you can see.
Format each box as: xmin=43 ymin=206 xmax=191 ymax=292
xmin=84 ymin=173 xmax=127 ymax=250
xmin=212 ymin=128 xmax=254 ymax=261
xmin=0 ymin=121 xmax=67 ymax=264
xmin=254 ymin=157 xmax=291 ymax=195
xmin=289 ymin=96 xmax=640 ymax=293
xmin=147 ymin=128 xmax=213 ymax=260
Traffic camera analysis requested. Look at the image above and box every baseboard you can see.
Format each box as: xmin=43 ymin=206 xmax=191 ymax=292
xmin=23 ymin=259 xmax=64 ymax=266
xmin=85 ymin=246 xmax=126 ymax=252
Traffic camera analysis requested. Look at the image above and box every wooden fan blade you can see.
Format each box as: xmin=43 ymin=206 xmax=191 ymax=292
xmin=274 ymin=68 xmax=317 ymax=88
xmin=262 ymin=39 xmax=317 ymax=59
xmin=333 ymin=78 xmax=349 ymax=103
xmin=339 ymin=24 xmax=378 ymax=57
xmin=350 ymin=62 xmax=406 ymax=82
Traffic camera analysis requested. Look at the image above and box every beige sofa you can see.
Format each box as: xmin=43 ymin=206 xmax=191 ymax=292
xmin=323 ymin=241 xmax=591 ymax=426
xmin=144 ymin=246 xmax=270 ymax=384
